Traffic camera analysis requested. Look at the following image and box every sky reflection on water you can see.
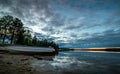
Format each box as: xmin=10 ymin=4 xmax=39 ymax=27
xmin=31 ymin=52 xmax=120 ymax=74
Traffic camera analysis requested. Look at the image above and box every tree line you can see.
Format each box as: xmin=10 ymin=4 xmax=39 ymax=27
xmin=0 ymin=15 xmax=59 ymax=51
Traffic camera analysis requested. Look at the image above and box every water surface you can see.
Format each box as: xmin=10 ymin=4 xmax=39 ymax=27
xmin=31 ymin=52 xmax=120 ymax=74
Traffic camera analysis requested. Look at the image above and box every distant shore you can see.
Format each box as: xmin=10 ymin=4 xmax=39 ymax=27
xmin=73 ymin=50 xmax=120 ymax=53
xmin=72 ymin=47 xmax=120 ymax=53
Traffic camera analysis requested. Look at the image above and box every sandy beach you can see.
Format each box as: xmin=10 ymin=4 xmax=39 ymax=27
xmin=0 ymin=46 xmax=55 ymax=74
xmin=0 ymin=52 xmax=35 ymax=74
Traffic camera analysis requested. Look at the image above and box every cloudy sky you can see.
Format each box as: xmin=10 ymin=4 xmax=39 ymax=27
xmin=0 ymin=0 xmax=120 ymax=48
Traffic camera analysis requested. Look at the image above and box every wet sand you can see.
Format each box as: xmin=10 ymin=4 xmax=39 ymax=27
xmin=0 ymin=47 xmax=55 ymax=74
xmin=0 ymin=52 xmax=34 ymax=74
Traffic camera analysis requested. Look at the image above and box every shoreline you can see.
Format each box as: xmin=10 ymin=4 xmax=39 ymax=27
xmin=72 ymin=50 xmax=120 ymax=53
xmin=72 ymin=47 xmax=120 ymax=53
xmin=0 ymin=47 xmax=55 ymax=74
xmin=0 ymin=46 xmax=56 ymax=56
xmin=0 ymin=46 xmax=120 ymax=74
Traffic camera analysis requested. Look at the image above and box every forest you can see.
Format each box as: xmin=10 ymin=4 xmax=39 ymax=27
xmin=0 ymin=15 xmax=59 ymax=51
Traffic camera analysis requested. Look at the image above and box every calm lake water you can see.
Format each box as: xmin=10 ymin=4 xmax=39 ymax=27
xmin=31 ymin=52 xmax=120 ymax=74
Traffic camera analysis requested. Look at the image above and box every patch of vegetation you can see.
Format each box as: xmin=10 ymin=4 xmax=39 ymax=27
xmin=0 ymin=15 xmax=59 ymax=53
xmin=105 ymin=49 xmax=120 ymax=52
xmin=0 ymin=44 xmax=10 ymax=47
xmin=59 ymin=48 xmax=74 ymax=51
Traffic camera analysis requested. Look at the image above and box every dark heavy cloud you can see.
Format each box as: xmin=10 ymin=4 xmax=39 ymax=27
xmin=0 ymin=0 xmax=65 ymax=32
xmin=42 ymin=14 xmax=65 ymax=34
xmin=55 ymin=0 xmax=120 ymax=11
xmin=60 ymin=29 xmax=120 ymax=48
xmin=0 ymin=0 xmax=53 ymax=17
xmin=0 ymin=0 xmax=12 ymax=7
xmin=0 ymin=0 xmax=120 ymax=48
xmin=86 ymin=29 xmax=120 ymax=46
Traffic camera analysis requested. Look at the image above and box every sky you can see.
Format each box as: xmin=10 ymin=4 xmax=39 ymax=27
xmin=0 ymin=0 xmax=120 ymax=48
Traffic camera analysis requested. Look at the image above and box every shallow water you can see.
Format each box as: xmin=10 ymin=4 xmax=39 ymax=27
xmin=31 ymin=52 xmax=120 ymax=74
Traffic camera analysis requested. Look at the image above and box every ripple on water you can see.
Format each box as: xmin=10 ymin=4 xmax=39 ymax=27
xmin=31 ymin=52 xmax=120 ymax=74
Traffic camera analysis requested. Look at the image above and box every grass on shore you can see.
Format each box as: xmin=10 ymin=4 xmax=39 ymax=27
xmin=0 ymin=44 xmax=11 ymax=47
xmin=59 ymin=48 xmax=74 ymax=51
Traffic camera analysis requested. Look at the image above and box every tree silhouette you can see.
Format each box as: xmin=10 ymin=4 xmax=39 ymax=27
xmin=10 ymin=18 xmax=23 ymax=44
xmin=0 ymin=15 xmax=13 ymax=44
xmin=16 ymin=28 xmax=25 ymax=44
